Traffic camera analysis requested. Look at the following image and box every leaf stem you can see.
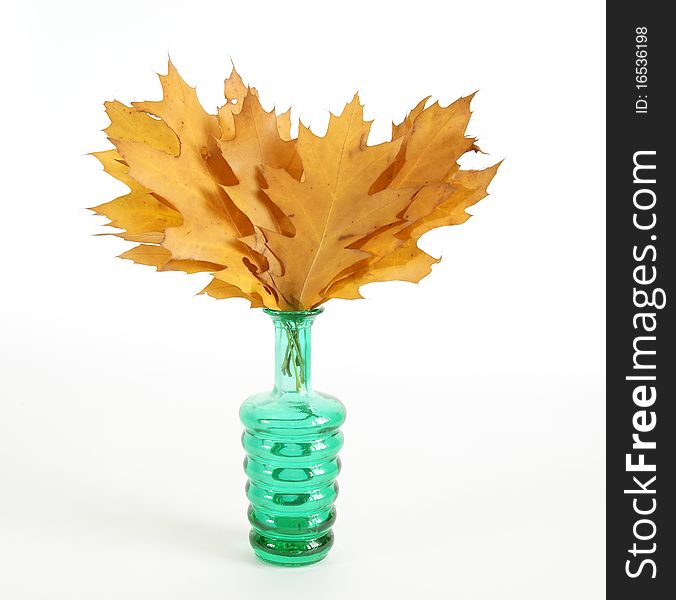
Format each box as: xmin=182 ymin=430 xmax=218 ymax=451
xmin=282 ymin=322 xmax=305 ymax=392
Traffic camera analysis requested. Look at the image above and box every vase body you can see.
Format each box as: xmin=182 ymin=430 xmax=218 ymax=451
xmin=240 ymin=308 xmax=346 ymax=566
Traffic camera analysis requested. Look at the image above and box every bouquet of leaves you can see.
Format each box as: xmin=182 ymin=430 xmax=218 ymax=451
xmin=91 ymin=62 xmax=499 ymax=310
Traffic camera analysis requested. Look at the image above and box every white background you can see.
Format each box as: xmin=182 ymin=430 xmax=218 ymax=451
xmin=0 ymin=1 xmax=605 ymax=598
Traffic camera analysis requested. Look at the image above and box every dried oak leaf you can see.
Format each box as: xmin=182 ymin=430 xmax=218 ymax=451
xmin=260 ymin=96 xmax=419 ymax=309
xmin=91 ymin=62 xmax=500 ymax=310
xmin=323 ymin=96 xmax=499 ymax=300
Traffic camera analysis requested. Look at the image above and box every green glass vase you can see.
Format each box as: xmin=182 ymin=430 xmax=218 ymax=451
xmin=240 ymin=308 xmax=346 ymax=566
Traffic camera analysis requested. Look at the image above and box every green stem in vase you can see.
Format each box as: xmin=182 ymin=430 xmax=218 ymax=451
xmin=281 ymin=322 xmax=304 ymax=392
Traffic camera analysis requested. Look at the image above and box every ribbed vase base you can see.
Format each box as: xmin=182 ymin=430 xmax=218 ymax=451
xmin=249 ymin=530 xmax=334 ymax=566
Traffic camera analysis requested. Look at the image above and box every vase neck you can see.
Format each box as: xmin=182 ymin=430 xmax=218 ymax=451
xmin=266 ymin=309 xmax=323 ymax=394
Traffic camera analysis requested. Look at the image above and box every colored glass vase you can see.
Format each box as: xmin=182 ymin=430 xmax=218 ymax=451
xmin=240 ymin=308 xmax=346 ymax=566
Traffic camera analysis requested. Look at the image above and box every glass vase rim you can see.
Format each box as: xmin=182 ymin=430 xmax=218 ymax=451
xmin=263 ymin=308 xmax=324 ymax=318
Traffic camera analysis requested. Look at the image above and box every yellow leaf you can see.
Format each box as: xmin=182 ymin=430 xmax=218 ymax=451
xmin=91 ymin=149 xmax=136 ymax=189
xmin=119 ymin=245 xmax=224 ymax=275
xmin=405 ymin=163 xmax=501 ymax=239
xmin=325 ymin=163 xmax=500 ymax=299
xmin=321 ymin=96 xmax=494 ymax=299
xmin=104 ymin=100 xmax=179 ymax=154
xmin=91 ymin=102 xmax=182 ymax=241
xmin=111 ymin=63 xmax=261 ymax=272
xmin=391 ymin=94 xmax=476 ymax=188
xmin=92 ymin=65 xmax=500 ymax=309
xmin=327 ymin=237 xmax=439 ymax=299
xmin=90 ymin=149 xmax=181 ymax=242
xmin=199 ymin=277 xmax=264 ymax=308
xmin=218 ymin=93 xmax=299 ymax=234
xmin=119 ymin=245 xmax=172 ymax=269
xmin=92 ymin=191 xmax=181 ymax=235
xmin=99 ymin=61 xmax=283 ymax=305
xmin=262 ymin=95 xmax=417 ymax=308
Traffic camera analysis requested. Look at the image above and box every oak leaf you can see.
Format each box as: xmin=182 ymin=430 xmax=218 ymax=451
xmin=91 ymin=62 xmax=499 ymax=310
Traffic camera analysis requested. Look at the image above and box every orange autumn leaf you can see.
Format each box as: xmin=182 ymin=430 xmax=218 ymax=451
xmin=91 ymin=61 xmax=500 ymax=310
